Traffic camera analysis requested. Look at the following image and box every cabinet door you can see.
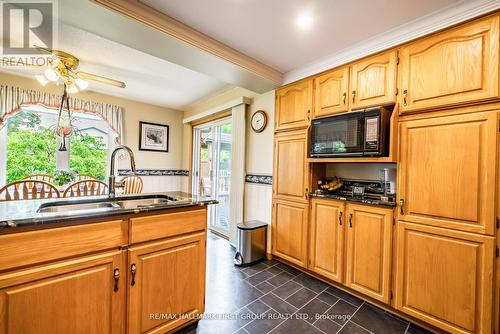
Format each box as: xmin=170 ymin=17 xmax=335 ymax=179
xmin=345 ymin=204 xmax=393 ymax=303
xmin=272 ymin=199 xmax=308 ymax=267
xmin=398 ymin=111 xmax=497 ymax=235
xmin=0 ymin=251 xmax=125 ymax=334
xmin=350 ymin=50 xmax=397 ymax=109
xmin=399 ymin=15 xmax=499 ymax=113
xmin=127 ymin=232 xmax=206 ymax=334
xmin=309 ymin=199 xmax=345 ymax=283
xmin=273 ymin=129 xmax=310 ymax=202
xmin=275 ymin=80 xmax=312 ymax=131
xmin=395 ymin=221 xmax=494 ymax=334
xmin=314 ymin=67 xmax=349 ymax=118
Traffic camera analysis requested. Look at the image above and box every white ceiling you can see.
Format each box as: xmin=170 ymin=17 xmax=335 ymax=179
xmin=1 ymin=23 xmax=233 ymax=110
xmin=142 ymin=0 xmax=462 ymax=73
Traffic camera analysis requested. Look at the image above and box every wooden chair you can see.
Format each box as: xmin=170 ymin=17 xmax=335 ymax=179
xmin=23 ymin=174 xmax=54 ymax=183
xmin=63 ymin=180 xmax=108 ymax=198
xmin=75 ymin=174 xmax=96 ymax=181
xmin=0 ymin=180 xmax=60 ymax=201
xmin=122 ymin=175 xmax=144 ymax=195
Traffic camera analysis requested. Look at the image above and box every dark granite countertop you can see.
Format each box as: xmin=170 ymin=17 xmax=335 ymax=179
xmin=310 ymin=192 xmax=397 ymax=208
xmin=0 ymin=191 xmax=217 ymax=234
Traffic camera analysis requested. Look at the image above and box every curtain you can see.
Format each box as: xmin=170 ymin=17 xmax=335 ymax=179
xmin=0 ymin=85 xmax=124 ymax=143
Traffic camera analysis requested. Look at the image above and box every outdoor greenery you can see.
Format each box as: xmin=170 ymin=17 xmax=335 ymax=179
xmin=6 ymin=110 xmax=107 ymax=183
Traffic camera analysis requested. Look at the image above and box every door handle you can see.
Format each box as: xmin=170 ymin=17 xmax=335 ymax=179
xmin=399 ymin=199 xmax=405 ymax=215
xmin=113 ymin=268 xmax=120 ymax=292
xmin=130 ymin=263 xmax=137 ymax=286
xmin=349 ymin=213 xmax=353 ymax=228
xmin=339 ymin=211 xmax=343 ymax=225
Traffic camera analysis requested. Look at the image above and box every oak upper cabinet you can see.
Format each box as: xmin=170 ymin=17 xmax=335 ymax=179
xmin=0 ymin=250 xmax=125 ymax=334
xmin=345 ymin=203 xmax=393 ymax=303
xmin=350 ymin=50 xmax=397 ymax=110
xmin=399 ymin=15 xmax=499 ymax=114
xmin=395 ymin=221 xmax=494 ymax=334
xmin=127 ymin=232 xmax=206 ymax=334
xmin=273 ymin=129 xmax=310 ymax=202
xmin=275 ymin=80 xmax=313 ymax=131
xmin=314 ymin=67 xmax=349 ymax=118
xmin=309 ymin=198 xmax=345 ymax=283
xmin=272 ymin=199 xmax=308 ymax=267
xmin=398 ymin=111 xmax=497 ymax=235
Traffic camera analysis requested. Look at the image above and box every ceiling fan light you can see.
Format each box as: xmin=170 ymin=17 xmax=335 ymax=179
xmin=66 ymin=84 xmax=79 ymax=94
xmin=44 ymin=68 xmax=59 ymax=82
xmin=35 ymin=74 xmax=49 ymax=86
xmin=75 ymin=78 xmax=88 ymax=90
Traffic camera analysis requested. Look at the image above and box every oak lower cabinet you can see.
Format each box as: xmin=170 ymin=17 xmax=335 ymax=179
xmin=399 ymin=15 xmax=499 ymax=114
xmin=275 ymin=80 xmax=312 ymax=131
xmin=395 ymin=221 xmax=495 ymax=334
xmin=273 ymin=129 xmax=310 ymax=202
xmin=314 ymin=66 xmax=349 ymax=118
xmin=272 ymin=199 xmax=309 ymax=267
xmin=350 ymin=50 xmax=397 ymax=109
xmin=398 ymin=111 xmax=497 ymax=235
xmin=345 ymin=203 xmax=393 ymax=304
xmin=0 ymin=250 xmax=125 ymax=334
xmin=128 ymin=232 xmax=206 ymax=334
xmin=309 ymin=198 xmax=345 ymax=282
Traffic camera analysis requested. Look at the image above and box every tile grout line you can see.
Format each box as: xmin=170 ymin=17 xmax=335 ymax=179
xmin=333 ymin=300 xmax=366 ymax=334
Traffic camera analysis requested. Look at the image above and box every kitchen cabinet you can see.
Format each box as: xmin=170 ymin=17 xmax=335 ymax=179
xmin=128 ymin=232 xmax=206 ymax=334
xmin=0 ymin=250 xmax=125 ymax=334
xmin=272 ymin=199 xmax=308 ymax=267
xmin=395 ymin=221 xmax=494 ymax=334
xmin=345 ymin=203 xmax=393 ymax=303
xmin=398 ymin=111 xmax=497 ymax=235
xmin=273 ymin=129 xmax=310 ymax=203
xmin=275 ymin=80 xmax=312 ymax=131
xmin=350 ymin=50 xmax=397 ymax=110
xmin=309 ymin=198 xmax=345 ymax=283
xmin=399 ymin=15 xmax=499 ymax=114
xmin=314 ymin=67 xmax=349 ymax=118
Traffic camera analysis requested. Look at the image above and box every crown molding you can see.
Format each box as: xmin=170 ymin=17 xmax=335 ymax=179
xmin=283 ymin=0 xmax=500 ymax=84
xmin=90 ymin=0 xmax=282 ymax=85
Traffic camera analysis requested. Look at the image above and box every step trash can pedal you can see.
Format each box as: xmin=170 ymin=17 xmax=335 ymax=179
xmin=234 ymin=220 xmax=267 ymax=266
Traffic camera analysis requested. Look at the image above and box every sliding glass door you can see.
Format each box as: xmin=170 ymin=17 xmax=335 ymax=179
xmin=192 ymin=118 xmax=232 ymax=237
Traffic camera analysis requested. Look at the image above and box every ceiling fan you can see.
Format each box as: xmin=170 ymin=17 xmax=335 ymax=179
xmin=1 ymin=46 xmax=126 ymax=93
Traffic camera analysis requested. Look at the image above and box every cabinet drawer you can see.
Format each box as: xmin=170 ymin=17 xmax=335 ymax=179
xmin=130 ymin=208 xmax=207 ymax=244
xmin=0 ymin=220 xmax=127 ymax=272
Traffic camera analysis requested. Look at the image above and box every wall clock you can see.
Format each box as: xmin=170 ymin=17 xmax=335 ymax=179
xmin=251 ymin=110 xmax=267 ymax=133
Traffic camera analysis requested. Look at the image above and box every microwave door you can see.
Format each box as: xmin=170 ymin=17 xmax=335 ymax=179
xmin=311 ymin=112 xmax=364 ymax=157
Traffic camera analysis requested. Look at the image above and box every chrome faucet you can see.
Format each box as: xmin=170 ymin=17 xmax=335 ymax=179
xmin=109 ymin=145 xmax=136 ymax=198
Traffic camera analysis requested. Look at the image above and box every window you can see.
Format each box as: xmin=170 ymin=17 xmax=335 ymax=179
xmin=1 ymin=105 xmax=114 ymax=185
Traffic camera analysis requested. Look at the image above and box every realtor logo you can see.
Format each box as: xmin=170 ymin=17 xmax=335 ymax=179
xmin=1 ymin=0 xmax=56 ymax=55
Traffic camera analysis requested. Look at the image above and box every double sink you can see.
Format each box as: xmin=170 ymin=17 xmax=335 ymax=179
xmin=37 ymin=195 xmax=184 ymax=214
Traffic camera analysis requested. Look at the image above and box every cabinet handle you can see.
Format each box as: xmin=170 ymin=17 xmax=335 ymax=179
xmin=113 ymin=268 xmax=120 ymax=292
xmin=349 ymin=213 xmax=353 ymax=228
xmin=403 ymin=90 xmax=408 ymax=106
xmin=305 ymin=188 xmax=309 ymax=199
xmin=399 ymin=199 xmax=405 ymax=215
xmin=339 ymin=211 xmax=343 ymax=225
xmin=352 ymin=90 xmax=356 ymax=104
xmin=342 ymin=92 xmax=346 ymax=105
xmin=130 ymin=263 xmax=137 ymax=286
xmin=307 ymin=109 xmax=311 ymax=121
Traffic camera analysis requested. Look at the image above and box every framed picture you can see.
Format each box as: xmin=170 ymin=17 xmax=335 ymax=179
xmin=139 ymin=121 xmax=169 ymax=152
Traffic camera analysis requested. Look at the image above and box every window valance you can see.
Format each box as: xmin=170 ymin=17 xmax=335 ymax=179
xmin=0 ymin=85 xmax=124 ymax=143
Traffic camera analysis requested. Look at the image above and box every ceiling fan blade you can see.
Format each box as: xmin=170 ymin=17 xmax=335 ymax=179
xmin=33 ymin=45 xmax=54 ymax=55
xmin=76 ymin=71 xmax=126 ymax=88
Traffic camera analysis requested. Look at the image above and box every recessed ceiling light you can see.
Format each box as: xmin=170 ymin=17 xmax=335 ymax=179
xmin=295 ymin=13 xmax=313 ymax=29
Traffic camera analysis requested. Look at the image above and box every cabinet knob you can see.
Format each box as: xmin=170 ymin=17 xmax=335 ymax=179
xmin=113 ymin=268 xmax=120 ymax=292
xmin=349 ymin=213 xmax=353 ymax=228
xmin=130 ymin=263 xmax=137 ymax=286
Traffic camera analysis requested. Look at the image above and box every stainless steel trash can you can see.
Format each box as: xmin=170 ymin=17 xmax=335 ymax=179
xmin=234 ymin=220 xmax=267 ymax=266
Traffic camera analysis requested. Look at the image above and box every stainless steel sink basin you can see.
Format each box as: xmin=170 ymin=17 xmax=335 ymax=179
xmin=37 ymin=201 xmax=119 ymax=213
xmin=115 ymin=198 xmax=172 ymax=209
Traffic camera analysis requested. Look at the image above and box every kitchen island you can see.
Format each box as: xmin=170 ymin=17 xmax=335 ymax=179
xmin=0 ymin=192 xmax=216 ymax=334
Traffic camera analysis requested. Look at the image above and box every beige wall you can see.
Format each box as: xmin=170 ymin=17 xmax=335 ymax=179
xmin=0 ymin=72 xmax=184 ymax=170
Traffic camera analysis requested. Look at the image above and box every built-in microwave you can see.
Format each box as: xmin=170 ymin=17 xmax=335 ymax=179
xmin=310 ymin=106 xmax=392 ymax=157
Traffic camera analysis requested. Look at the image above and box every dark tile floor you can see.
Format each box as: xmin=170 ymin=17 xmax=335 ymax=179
xmin=176 ymin=233 xmax=435 ymax=334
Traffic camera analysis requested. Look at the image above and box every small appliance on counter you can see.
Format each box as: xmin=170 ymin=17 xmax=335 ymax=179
xmin=314 ymin=177 xmax=396 ymax=207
